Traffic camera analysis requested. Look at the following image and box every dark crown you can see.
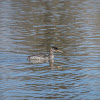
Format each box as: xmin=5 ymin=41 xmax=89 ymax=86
xmin=51 ymin=47 xmax=58 ymax=50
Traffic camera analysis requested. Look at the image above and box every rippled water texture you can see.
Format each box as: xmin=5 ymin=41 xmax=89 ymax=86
xmin=0 ymin=0 xmax=100 ymax=100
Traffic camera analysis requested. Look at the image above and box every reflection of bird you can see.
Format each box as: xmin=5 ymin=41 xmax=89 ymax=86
xmin=28 ymin=47 xmax=62 ymax=60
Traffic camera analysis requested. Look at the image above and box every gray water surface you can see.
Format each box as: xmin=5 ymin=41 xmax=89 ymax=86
xmin=0 ymin=0 xmax=100 ymax=100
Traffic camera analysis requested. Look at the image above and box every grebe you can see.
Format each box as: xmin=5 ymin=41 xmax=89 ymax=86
xmin=28 ymin=47 xmax=62 ymax=60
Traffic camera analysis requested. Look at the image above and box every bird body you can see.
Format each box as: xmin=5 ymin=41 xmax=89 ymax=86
xmin=28 ymin=47 xmax=62 ymax=60
xmin=28 ymin=53 xmax=49 ymax=60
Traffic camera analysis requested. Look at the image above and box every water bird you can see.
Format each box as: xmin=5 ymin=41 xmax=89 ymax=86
xmin=28 ymin=47 xmax=62 ymax=60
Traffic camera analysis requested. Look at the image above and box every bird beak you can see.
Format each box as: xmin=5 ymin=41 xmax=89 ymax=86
xmin=57 ymin=50 xmax=63 ymax=53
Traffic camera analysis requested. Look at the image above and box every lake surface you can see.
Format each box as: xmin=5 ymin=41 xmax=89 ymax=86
xmin=0 ymin=0 xmax=100 ymax=100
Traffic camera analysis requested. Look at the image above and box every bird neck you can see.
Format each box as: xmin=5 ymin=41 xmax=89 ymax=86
xmin=49 ymin=50 xmax=54 ymax=59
